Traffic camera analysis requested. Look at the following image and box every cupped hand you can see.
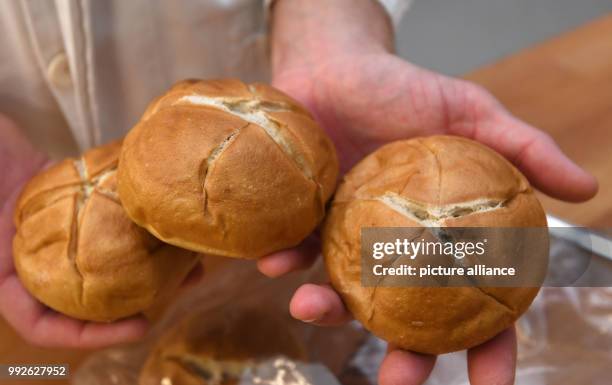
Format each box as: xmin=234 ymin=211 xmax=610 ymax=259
xmin=0 ymin=115 xmax=150 ymax=349
xmin=273 ymin=52 xmax=597 ymax=199
xmin=260 ymin=52 xmax=598 ymax=385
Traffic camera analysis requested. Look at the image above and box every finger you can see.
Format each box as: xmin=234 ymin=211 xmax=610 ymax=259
xmin=0 ymin=115 xmax=47 ymax=197
xmin=289 ymin=283 xmax=352 ymax=326
xmin=0 ymin=274 xmax=48 ymax=337
xmin=32 ymin=310 xmax=149 ymax=349
xmin=257 ymin=236 xmax=320 ymax=278
xmin=0 ymin=184 xmax=25 ymax=281
xmin=179 ymin=261 xmax=205 ymax=290
xmin=0 ymin=274 xmax=148 ymax=349
xmin=467 ymin=326 xmax=517 ymax=385
xmin=468 ymin=112 xmax=598 ymax=202
xmin=379 ymin=347 xmax=436 ymax=385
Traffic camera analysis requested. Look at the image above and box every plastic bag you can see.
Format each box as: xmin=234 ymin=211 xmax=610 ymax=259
xmin=75 ymin=234 xmax=612 ymax=385
xmin=73 ymin=256 xmax=366 ymax=385
xmin=340 ymin=234 xmax=612 ymax=385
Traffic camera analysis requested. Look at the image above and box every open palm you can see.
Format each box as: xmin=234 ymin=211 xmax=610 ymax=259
xmin=263 ymin=52 xmax=598 ymax=385
xmin=274 ymin=53 xmax=596 ymax=200
xmin=0 ymin=115 xmax=149 ymax=348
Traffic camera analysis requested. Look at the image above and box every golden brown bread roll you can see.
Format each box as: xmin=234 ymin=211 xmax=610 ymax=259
xmin=323 ymin=135 xmax=548 ymax=354
xmin=12 ymin=141 xmax=199 ymax=322
xmin=117 ymin=79 xmax=338 ymax=259
xmin=139 ymin=307 xmax=305 ymax=385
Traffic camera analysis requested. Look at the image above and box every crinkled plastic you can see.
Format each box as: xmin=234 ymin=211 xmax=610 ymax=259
xmin=340 ymin=234 xmax=612 ymax=385
xmin=73 ymin=257 xmax=366 ymax=385
xmin=75 ymin=235 xmax=612 ymax=385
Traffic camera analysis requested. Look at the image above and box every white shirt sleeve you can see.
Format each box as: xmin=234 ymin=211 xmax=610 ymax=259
xmin=264 ymin=0 xmax=413 ymax=30
xmin=378 ymin=0 xmax=413 ymax=28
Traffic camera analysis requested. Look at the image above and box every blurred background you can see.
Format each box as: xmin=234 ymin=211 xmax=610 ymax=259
xmin=393 ymin=0 xmax=612 ymax=228
xmin=3 ymin=1 xmax=612 ymax=384
xmin=397 ymin=0 xmax=612 ymax=75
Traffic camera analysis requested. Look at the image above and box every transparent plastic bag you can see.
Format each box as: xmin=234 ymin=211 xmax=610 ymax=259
xmin=73 ymin=257 xmax=366 ymax=385
xmin=75 ymin=235 xmax=612 ymax=385
xmin=340 ymin=235 xmax=612 ymax=385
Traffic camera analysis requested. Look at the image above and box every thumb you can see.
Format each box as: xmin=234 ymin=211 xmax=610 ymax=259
xmin=464 ymin=111 xmax=598 ymax=202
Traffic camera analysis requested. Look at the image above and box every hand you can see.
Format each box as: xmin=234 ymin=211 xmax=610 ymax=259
xmin=265 ymin=53 xmax=596 ymax=385
xmin=0 ymin=114 xmax=149 ymax=348
xmin=271 ymin=52 xmax=598 ymax=199
xmin=265 ymin=1 xmax=598 ymax=384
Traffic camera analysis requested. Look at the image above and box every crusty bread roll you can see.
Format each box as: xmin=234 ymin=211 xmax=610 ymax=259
xmin=12 ymin=141 xmax=199 ymax=322
xmin=139 ymin=307 xmax=305 ymax=385
xmin=117 ymin=79 xmax=338 ymax=259
xmin=323 ymin=135 xmax=547 ymax=354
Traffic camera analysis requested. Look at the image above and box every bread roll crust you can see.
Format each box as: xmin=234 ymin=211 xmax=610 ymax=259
xmin=12 ymin=141 xmax=198 ymax=322
xmin=323 ymin=136 xmax=547 ymax=354
xmin=118 ymin=79 xmax=338 ymax=259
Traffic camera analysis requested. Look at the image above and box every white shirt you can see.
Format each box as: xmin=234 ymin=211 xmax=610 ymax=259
xmin=0 ymin=0 xmax=410 ymax=158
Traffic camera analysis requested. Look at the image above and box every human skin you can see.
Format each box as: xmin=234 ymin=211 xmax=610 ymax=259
xmin=0 ymin=115 xmax=205 ymax=348
xmin=0 ymin=0 xmax=597 ymax=368
xmin=0 ymin=114 xmax=154 ymax=348
xmin=260 ymin=1 xmax=598 ymax=384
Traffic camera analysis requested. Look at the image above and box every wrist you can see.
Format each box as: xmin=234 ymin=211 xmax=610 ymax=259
xmin=271 ymin=0 xmax=394 ymax=77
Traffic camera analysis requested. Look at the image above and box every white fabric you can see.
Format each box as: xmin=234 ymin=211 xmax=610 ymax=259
xmin=263 ymin=0 xmax=412 ymax=28
xmin=378 ymin=0 xmax=413 ymax=27
xmin=0 ymin=0 xmax=410 ymax=158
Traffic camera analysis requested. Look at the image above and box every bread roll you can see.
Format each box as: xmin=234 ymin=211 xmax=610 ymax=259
xmin=12 ymin=141 xmax=199 ymax=322
xmin=323 ymin=135 xmax=547 ymax=354
xmin=139 ymin=307 xmax=305 ymax=385
xmin=117 ymin=79 xmax=338 ymax=259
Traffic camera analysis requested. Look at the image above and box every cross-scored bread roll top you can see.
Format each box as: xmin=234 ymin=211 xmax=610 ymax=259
xmin=12 ymin=141 xmax=198 ymax=322
xmin=323 ymin=135 xmax=548 ymax=354
xmin=118 ymin=79 xmax=339 ymax=259
xmin=139 ymin=307 xmax=305 ymax=385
